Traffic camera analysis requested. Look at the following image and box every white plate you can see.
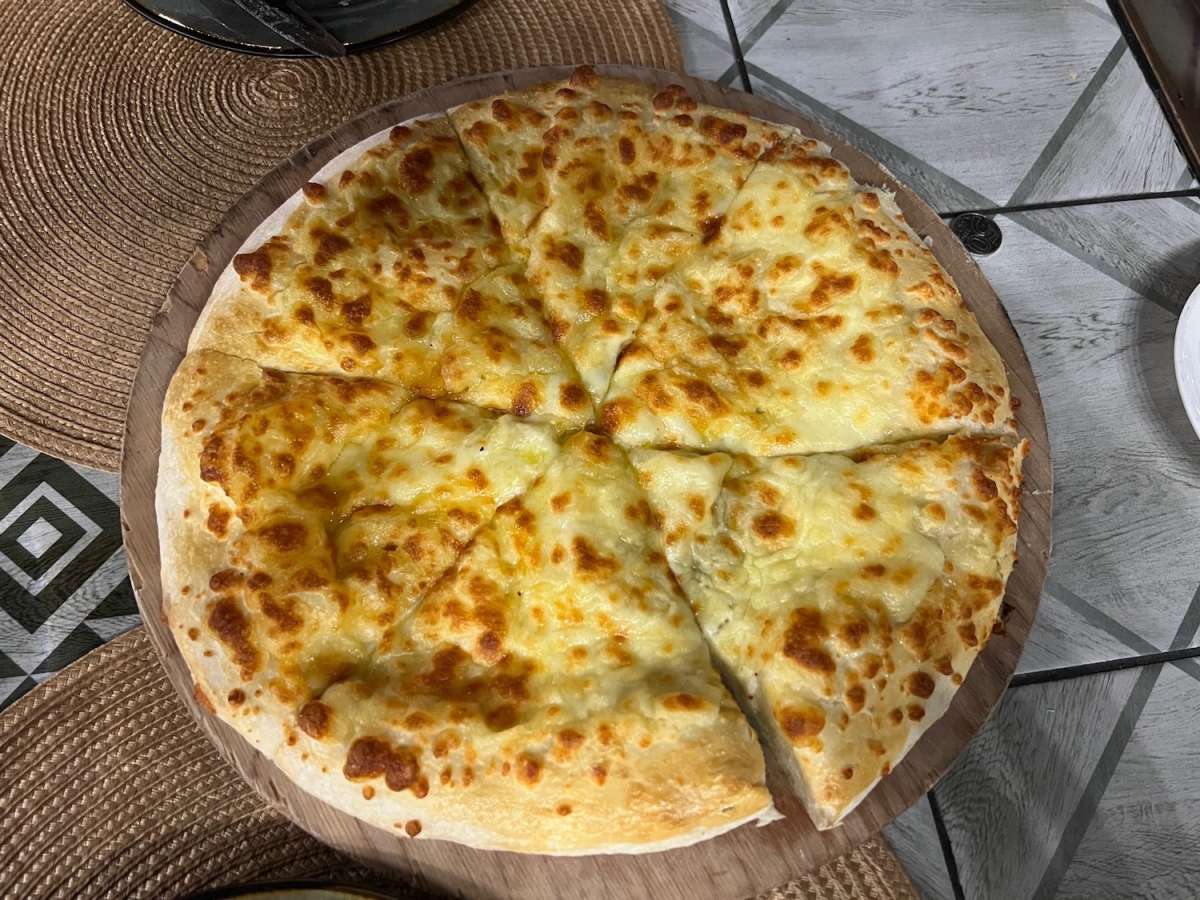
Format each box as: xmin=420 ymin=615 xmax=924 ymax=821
xmin=1174 ymin=282 xmax=1200 ymax=439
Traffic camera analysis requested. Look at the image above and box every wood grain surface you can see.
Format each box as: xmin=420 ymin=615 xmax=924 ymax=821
xmin=120 ymin=65 xmax=1052 ymax=900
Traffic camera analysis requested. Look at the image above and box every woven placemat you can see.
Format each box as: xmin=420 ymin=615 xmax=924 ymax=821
xmin=0 ymin=0 xmax=682 ymax=471
xmin=0 ymin=629 xmax=917 ymax=900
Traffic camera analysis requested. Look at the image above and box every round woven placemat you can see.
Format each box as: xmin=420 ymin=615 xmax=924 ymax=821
xmin=0 ymin=0 xmax=682 ymax=472
xmin=0 ymin=629 xmax=917 ymax=900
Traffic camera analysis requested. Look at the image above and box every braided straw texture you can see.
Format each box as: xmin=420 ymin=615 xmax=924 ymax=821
xmin=0 ymin=0 xmax=682 ymax=471
xmin=0 ymin=629 xmax=917 ymax=900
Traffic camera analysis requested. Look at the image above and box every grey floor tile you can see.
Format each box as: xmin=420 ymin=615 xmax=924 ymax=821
xmin=748 ymin=68 xmax=989 ymax=214
xmin=720 ymin=0 xmax=778 ymax=37
xmin=1011 ymin=199 xmax=1200 ymax=313
xmin=933 ymin=668 xmax=1141 ymax=900
xmin=665 ymin=0 xmax=730 ymax=36
xmin=665 ymin=0 xmax=740 ymax=83
xmin=742 ymin=1 xmax=1174 ymax=206
xmin=1015 ymin=48 xmax=1190 ymax=204
xmin=975 ymin=204 xmax=1200 ymax=661
xmin=1016 ymin=587 xmax=1137 ymax=675
xmin=1052 ymin=665 xmax=1200 ymax=899
xmin=883 ymin=795 xmax=955 ymax=900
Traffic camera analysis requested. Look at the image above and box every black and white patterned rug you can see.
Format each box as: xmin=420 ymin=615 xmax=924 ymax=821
xmin=0 ymin=437 xmax=137 ymax=709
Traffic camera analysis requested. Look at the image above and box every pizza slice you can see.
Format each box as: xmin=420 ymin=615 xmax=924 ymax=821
xmin=192 ymin=116 xmax=588 ymax=425
xmin=601 ymin=137 xmax=1014 ymax=455
xmin=274 ymin=432 xmax=774 ymax=853
xmin=158 ymin=350 xmax=562 ymax=757
xmin=453 ymin=68 xmax=787 ymax=402
xmin=631 ymin=434 xmax=1025 ymax=829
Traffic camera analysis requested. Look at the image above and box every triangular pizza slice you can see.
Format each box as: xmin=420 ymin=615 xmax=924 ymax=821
xmin=452 ymin=67 xmax=787 ymax=402
xmin=277 ymin=432 xmax=773 ymax=852
xmin=632 ymin=434 xmax=1025 ymax=828
xmin=602 ymin=137 xmax=1014 ymax=454
xmin=159 ymin=350 xmax=562 ymax=756
xmin=192 ymin=116 xmax=588 ymax=426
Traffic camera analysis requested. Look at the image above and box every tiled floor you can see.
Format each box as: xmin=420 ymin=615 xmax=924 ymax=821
xmin=661 ymin=1 xmax=1200 ymax=897
xmin=2 ymin=3 xmax=1199 ymax=897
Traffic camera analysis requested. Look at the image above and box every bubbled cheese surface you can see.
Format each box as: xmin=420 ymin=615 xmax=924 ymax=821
xmin=159 ymin=67 xmax=1024 ymax=852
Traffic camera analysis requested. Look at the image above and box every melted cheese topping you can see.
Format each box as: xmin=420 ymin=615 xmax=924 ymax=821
xmin=632 ymin=435 xmax=1025 ymax=827
xmin=312 ymin=433 xmax=768 ymax=852
xmin=163 ymin=68 xmax=1027 ymax=851
xmin=178 ymin=352 xmax=560 ymax=699
xmin=601 ymin=139 xmax=1013 ymax=454
xmin=453 ymin=68 xmax=786 ymax=401
xmin=192 ymin=117 xmax=588 ymax=426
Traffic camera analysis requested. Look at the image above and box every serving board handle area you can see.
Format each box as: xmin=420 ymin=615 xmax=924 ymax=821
xmin=120 ymin=64 xmax=1051 ymax=900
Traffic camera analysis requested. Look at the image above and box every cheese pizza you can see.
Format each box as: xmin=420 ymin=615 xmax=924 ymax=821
xmin=631 ymin=435 xmax=1025 ymax=828
xmin=158 ymin=67 xmax=1027 ymax=852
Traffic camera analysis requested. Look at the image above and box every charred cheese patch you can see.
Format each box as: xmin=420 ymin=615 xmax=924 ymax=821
xmin=633 ymin=435 xmax=1025 ymax=829
xmin=193 ymin=116 xmax=588 ymax=426
xmin=601 ymin=138 xmax=1014 ymax=454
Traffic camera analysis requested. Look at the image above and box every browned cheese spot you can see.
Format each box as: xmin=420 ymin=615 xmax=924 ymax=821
xmin=845 ymin=683 xmax=866 ymax=713
xmin=516 ymin=753 xmax=543 ymax=786
xmin=208 ymin=568 xmax=243 ymax=593
xmin=560 ymin=382 xmax=588 ymax=410
xmin=557 ymin=729 xmax=585 ymax=751
xmin=682 ymin=378 xmax=724 ymax=412
xmin=850 ymin=333 xmax=875 ymax=363
xmin=699 ymin=114 xmax=747 ymax=145
xmin=233 ymin=249 xmax=272 ymax=291
xmin=839 ymin=618 xmax=869 ymax=649
xmin=206 ymin=505 xmax=230 ymax=538
xmin=752 ymin=510 xmax=795 ymax=541
xmin=341 ymin=295 xmax=371 ymax=326
xmin=584 ymin=202 xmax=608 ymax=240
xmin=260 ymin=521 xmax=306 ymax=552
xmin=343 ymin=737 xmax=422 ymax=793
xmin=405 ymin=819 xmax=422 ymax=836
xmin=853 ymin=502 xmax=877 ymax=521
xmin=700 ymin=215 xmax=725 ymax=245
xmin=783 ymin=608 xmax=836 ymax=675
xmin=400 ymin=147 xmax=435 ymax=194
xmin=312 ymin=229 xmax=351 ymax=267
xmin=298 ymin=700 xmax=332 ymax=739
xmin=618 ymin=136 xmax=636 ymax=164
xmin=906 ymin=671 xmax=936 ymax=699
xmin=511 ymin=381 xmax=539 ymax=417
xmin=572 ymin=536 xmax=618 ymax=575
xmin=599 ymin=398 xmax=633 ymax=435
xmin=778 ymin=704 xmax=825 ymax=748
xmin=543 ymin=236 xmax=584 ymax=272
xmin=207 ymin=598 xmax=259 ymax=679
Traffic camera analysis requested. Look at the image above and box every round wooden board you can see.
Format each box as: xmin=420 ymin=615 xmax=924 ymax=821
xmin=121 ymin=65 xmax=1052 ymax=900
